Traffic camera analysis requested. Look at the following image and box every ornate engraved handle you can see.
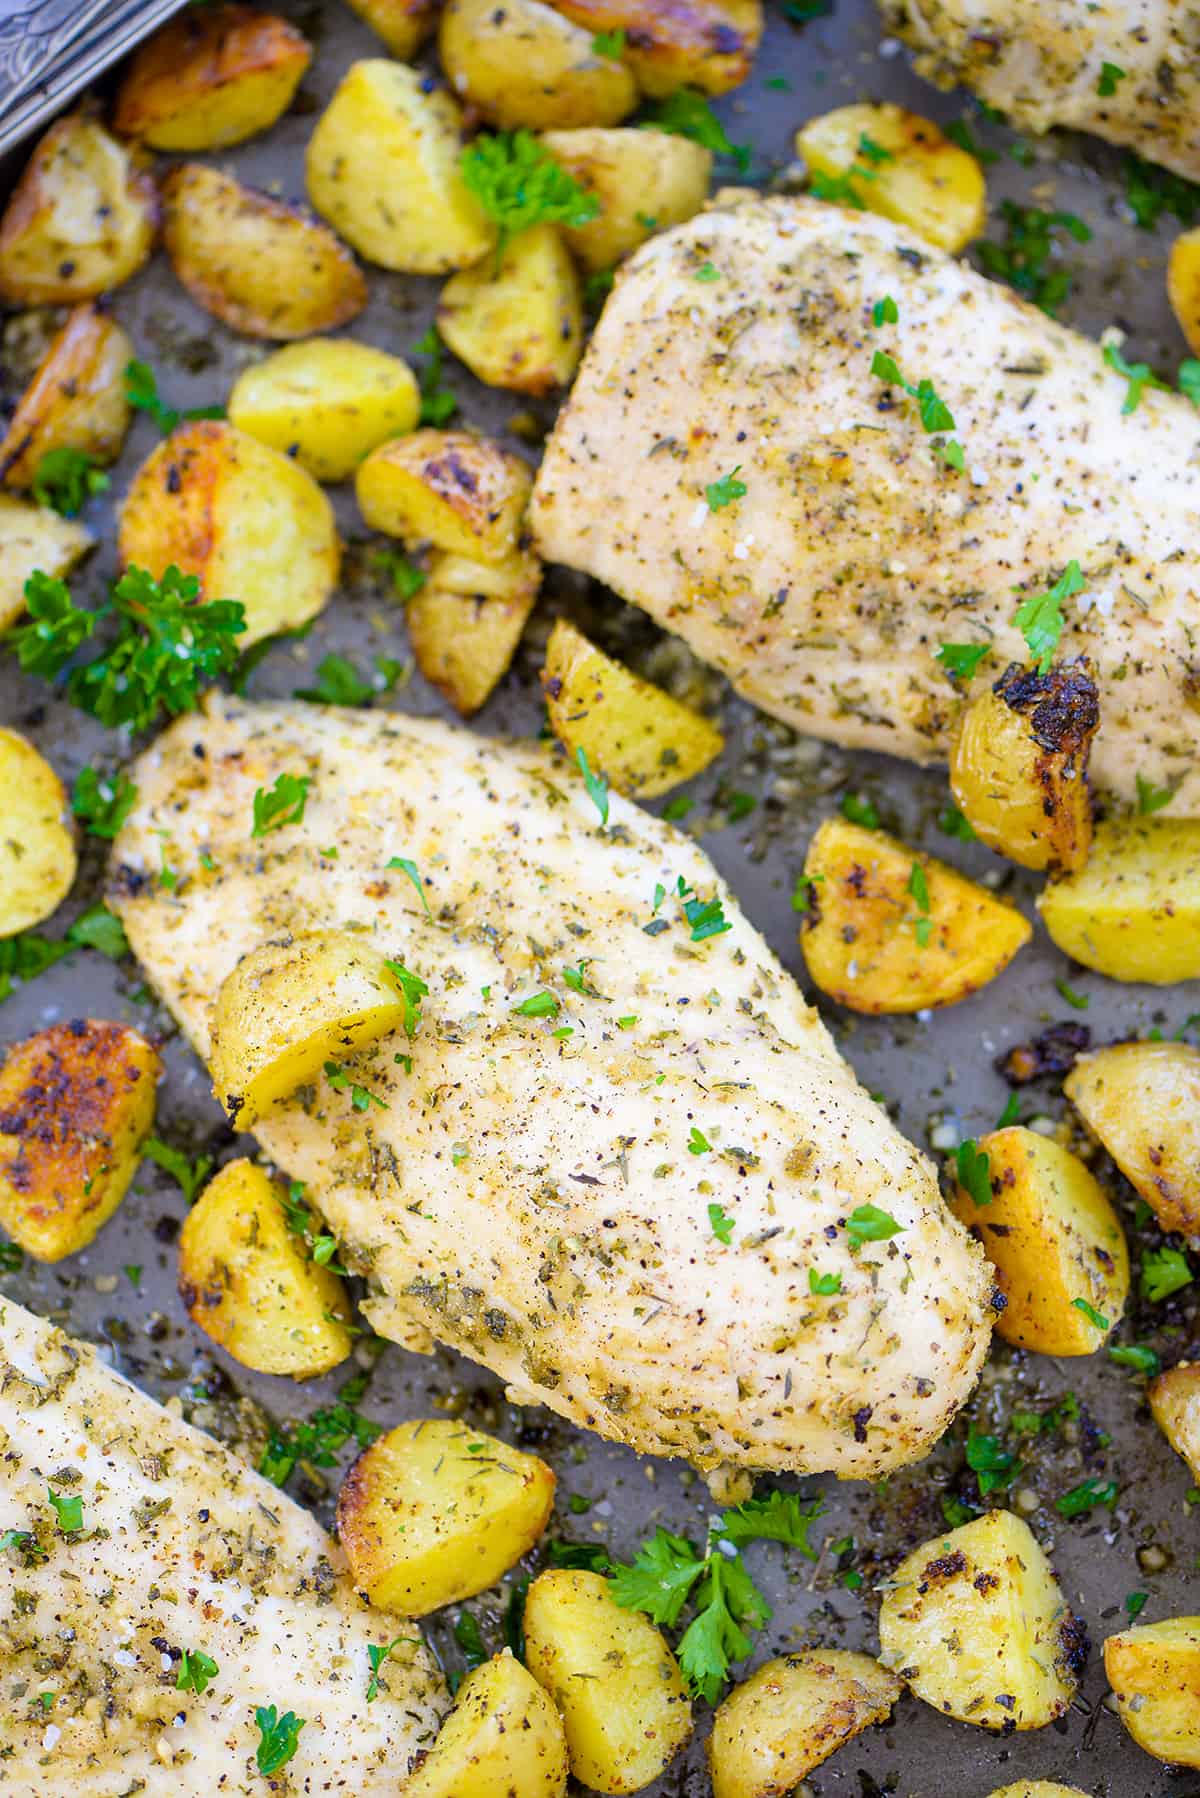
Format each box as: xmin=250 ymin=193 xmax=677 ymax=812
xmin=0 ymin=0 xmax=187 ymax=158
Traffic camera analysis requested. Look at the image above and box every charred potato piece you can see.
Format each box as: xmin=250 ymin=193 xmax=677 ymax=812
xmin=228 ymin=338 xmax=420 ymax=482
xmin=162 ymin=162 xmax=367 ymax=340
xmin=1104 ymin=1619 xmax=1200 ymax=1766
xmin=409 ymin=551 xmax=540 ymax=714
xmin=356 ymin=428 xmax=532 ymax=560
xmin=118 ymin=420 xmax=340 ymax=646
xmin=306 ymin=60 xmax=495 ymax=273
xmin=1169 ymin=228 xmax=1200 ymax=356
xmin=949 ymin=661 xmax=1098 ymax=873
xmin=0 ymin=728 xmax=76 ymax=936
xmin=113 ymin=5 xmax=311 ymax=151
xmin=439 ymin=0 xmax=637 ymax=129
xmin=950 ymin=1126 xmax=1128 ymax=1355
xmin=879 ymin=1511 xmax=1083 ymax=1730
xmin=1039 ymin=818 xmax=1200 ymax=983
xmin=337 ymin=1419 xmax=555 ymax=1614
xmin=179 ymin=1158 xmax=352 ymax=1377
xmin=0 ymin=1021 xmax=159 ymax=1261
xmin=551 ymin=0 xmax=763 ymax=97
xmin=406 ymin=1653 xmax=569 ymax=1798
xmin=1149 ymin=1363 xmax=1200 ymax=1484
xmin=0 ymin=304 xmax=132 ymax=490
xmin=540 ymin=127 xmax=712 ymax=270
xmin=707 ymin=1650 xmax=900 ymax=1798
xmin=341 ymin=0 xmax=439 ymax=57
xmin=438 ymin=223 xmax=584 ymax=394
xmin=0 ymin=495 xmax=91 ymax=629
xmin=800 ymin=816 xmax=1031 ymax=1013
xmin=1065 ymin=1041 xmax=1200 ymax=1237
xmin=797 ymin=102 xmax=986 ymax=252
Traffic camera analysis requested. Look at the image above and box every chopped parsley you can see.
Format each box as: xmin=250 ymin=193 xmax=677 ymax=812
xmin=142 ymin=1137 xmax=213 ymax=1203
xmin=708 ymin=1202 xmax=734 ymax=1243
xmin=1179 ymin=359 xmax=1200 ymax=405
xmin=47 ymin=1486 xmax=83 ymax=1533
xmin=592 ymin=26 xmax=626 ymax=56
xmin=845 ymin=1203 xmax=902 ymax=1247
xmin=936 ymin=641 xmax=990 ymax=679
xmin=31 ymin=447 xmax=109 ymax=516
xmin=966 ymin=1428 xmax=1019 ymax=1494
xmin=124 ymin=359 xmax=224 ymax=435
xmin=251 ymin=772 xmax=310 ymax=836
xmin=644 ymin=89 xmax=751 ymax=173
xmin=1055 ymin=976 xmax=1089 ymax=1010
xmin=976 ymin=201 xmax=1091 ymax=315
xmin=71 ymin=766 xmax=137 ymax=838
xmin=1102 ymin=341 xmax=1169 ymax=413
xmin=1055 ymin=1477 xmax=1117 ymax=1518
xmin=375 ymin=547 xmax=427 ymax=601
xmin=688 ymin=1126 xmax=712 ymax=1155
xmin=1141 ymin=1245 xmax=1193 ymax=1303
xmin=0 ymin=909 xmax=128 ymax=1003
xmin=1109 ymin=1343 xmax=1160 ymax=1376
xmin=955 ymin=1137 xmax=992 ymax=1207
xmin=791 ymin=873 xmax=821 ymax=913
xmin=1014 ymin=560 xmax=1084 ymax=672
xmin=1125 ymin=1591 xmax=1149 ymax=1619
xmin=386 ymin=855 xmax=434 ymax=919
xmin=938 ymin=804 xmax=977 ymax=843
xmin=705 ymin=466 xmax=747 ymax=511
xmin=1123 ymin=152 xmax=1200 ymax=230
xmin=857 ymin=132 xmax=894 ymax=166
xmin=870 ymin=350 xmax=962 ymax=465
xmin=840 ymin=792 xmax=880 ymax=829
xmin=410 ymin=328 xmax=457 ymax=427
xmin=1072 ymin=1297 xmax=1109 ymax=1330
xmin=872 ymin=294 xmax=899 ymax=327
xmin=461 ymin=131 xmax=599 ymax=261
xmin=259 ymin=1379 xmax=381 ymax=1486
xmin=808 ymin=1268 xmax=841 ymax=1295
xmin=1136 ymin=773 xmax=1175 ymax=815
xmin=366 ymin=1637 xmax=412 ymax=1702
xmin=576 ymin=745 xmax=609 ymax=826
xmin=1098 ymin=61 xmax=1127 ymax=96
xmin=907 ymin=861 xmax=932 ymax=946
xmin=324 ymin=1062 xmax=387 ymax=1110
xmin=945 ymin=117 xmax=999 ymax=165
xmin=294 ymin=653 xmax=376 ymax=706
xmin=384 ymin=961 xmax=427 ymax=1038
xmin=254 ymin=1705 xmax=305 ymax=1776
xmin=176 ymin=1649 xmax=218 ymax=1695
xmin=512 ymin=991 xmax=559 ymax=1019
xmin=681 ymin=882 xmax=732 ymax=942
xmin=694 ymin=260 xmax=721 ymax=282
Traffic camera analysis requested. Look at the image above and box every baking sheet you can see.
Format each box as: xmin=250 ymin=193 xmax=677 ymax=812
xmin=2 ymin=3 xmax=1199 ymax=1792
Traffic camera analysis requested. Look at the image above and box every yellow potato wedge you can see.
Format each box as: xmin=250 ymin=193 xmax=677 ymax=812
xmin=113 ymin=5 xmax=311 ymax=151
xmin=356 ymin=428 xmax=532 ymax=560
xmin=409 ymin=551 xmax=541 ymax=714
xmin=209 ymin=931 xmax=417 ymax=1127
xmin=162 ymin=162 xmax=367 ymax=340
xmin=0 ymin=1021 xmax=159 ymax=1262
xmin=336 ymin=1419 xmax=555 ymax=1614
xmin=406 ymin=1653 xmax=569 ymax=1798
xmin=0 ymin=495 xmax=91 ymax=629
xmin=1169 ymin=227 xmax=1200 ymax=357
xmin=551 ymin=0 xmax=763 ymax=97
xmin=118 ymin=420 xmax=339 ymax=646
xmin=0 ymin=728 xmax=75 ymax=937
xmin=541 ymin=127 xmax=712 ymax=270
xmin=541 ymin=617 xmax=723 ymax=797
xmin=178 ymin=1158 xmax=352 ymax=1377
xmin=0 ymin=111 xmax=158 ymax=304
xmin=0 ymin=304 xmax=132 ymax=490
xmin=1149 ymin=1362 xmax=1200 ymax=1484
xmin=439 ymin=0 xmax=637 ymax=129
xmin=949 ymin=661 xmax=1098 ymax=873
xmin=707 ymin=1650 xmax=900 ymax=1798
xmin=306 ymin=60 xmax=495 ymax=273
xmin=342 ymin=0 xmax=439 ymax=57
xmin=879 ymin=1511 xmax=1083 ymax=1730
xmin=438 ymin=223 xmax=584 ymax=394
xmin=1065 ymin=1041 xmax=1200 ymax=1237
xmin=1039 ymin=818 xmax=1200 ymax=983
xmin=228 ymin=338 xmax=420 ymax=482
xmin=523 ymin=1569 xmax=692 ymax=1794
xmin=797 ymin=102 xmax=986 ymax=252
xmin=950 ymin=1126 xmax=1128 ymax=1355
xmin=800 ymin=816 xmax=1031 ymax=1013
xmin=1105 ymin=1619 xmax=1200 ymax=1767
xmin=987 ymin=1787 xmax=1093 ymax=1797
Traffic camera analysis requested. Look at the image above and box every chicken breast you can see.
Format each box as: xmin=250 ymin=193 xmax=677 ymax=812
xmin=878 ymin=0 xmax=1200 ymax=179
xmin=0 ymin=1294 xmax=444 ymax=1794
xmin=531 ymin=194 xmax=1200 ymax=814
xmin=110 ymin=695 xmax=993 ymax=1485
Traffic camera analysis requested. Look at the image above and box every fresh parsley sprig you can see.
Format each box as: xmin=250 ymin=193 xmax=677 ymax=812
xmin=254 ymin=1705 xmax=305 ymax=1775
xmin=1013 ymin=560 xmax=1084 ymax=672
xmin=461 ymin=131 xmax=600 ymax=262
xmin=870 ymin=350 xmax=964 ymax=467
xmin=31 ymin=448 xmax=109 ymax=516
xmin=125 ymin=360 xmax=224 ymax=437
xmin=71 ymin=766 xmax=137 ymax=838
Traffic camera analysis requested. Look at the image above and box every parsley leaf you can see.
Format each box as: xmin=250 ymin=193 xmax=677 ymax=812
xmin=845 ymin=1203 xmax=902 ymax=1247
xmin=1142 ymin=1245 xmax=1193 ymax=1303
xmin=31 ymin=448 xmax=109 ymax=516
xmin=576 ymin=746 xmax=609 ymax=826
xmin=1014 ymin=560 xmax=1084 ymax=672
xmin=47 ymin=1486 xmax=83 ymax=1533
xmin=294 ymin=653 xmax=375 ymax=706
xmin=967 ymin=1428 xmax=1020 ymax=1494
xmin=592 ymin=26 xmax=626 ymax=56
xmin=1056 ymin=1477 xmax=1117 ymax=1517
xmin=694 ymin=260 xmax=721 ymax=282
xmin=1180 ymin=358 xmax=1200 ymax=405
xmin=324 ymin=1061 xmax=387 ymax=1110
xmin=68 ymin=904 xmax=128 ymax=959
xmin=366 ymin=1636 xmax=416 ymax=1701
xmin=644 ymin=90 xmax=751 ymax=172
xmin=124 ymin=359 xmax=223 ymax=436
xmin=840 ymin=792 xmax=880 ymax=829
xmin=939 ymin=804 xmax=977 ymax=842
xmin=176 ymin=1649 xmax=218 ymax=1695
xmin=384 ymin=961 xmax=428 ymax=1037
xmin=689 ymin=1126 xmax=711 ymax=1155
xmin=809 ymin=1268 xmax=841 ymax=1295
xmin=1103 ymin=341 xmax=1169 ymax=413
xmin=1109 ymin=1343 xmax=1160 ymax=1376
xmin=1136 ymin=772 xmax=1174 ymax=814
xmin=1055 ymin=976 xmax=1089 ymax=1011
xmin=705 ymin=466 xmax=747 ymax=511
xmin=411 ymin=329 xmax=458 ymax=427
xmin=6 ymin=569 xmax=97 ymax=676
xmin=1072 ymin=1296 xmax=1109 ymax=1330
xmin=682 ymin=887 xmax=732 ymax=942
xmin=254 ymin=1705 xmax=305 ymax=1775
xmin=461 ymin=131 xmax=600 ymax=261
xmin=0 ymin=1528 xmax=46 ymax=1564
xmin=872 ymin=294 xmax=899 ymax=326
xmin=610 ymin=1529 xmax=706 ymax=1627
xmin=976 ymin=202 xmax=1091 ymax=315
xmin=708 ymin=1202 xmax=734 ymax=1243
xmin=512 ymin=991 xmax=560 ymax=1019
xmin=907 ymin=861 xmax=930 ymax=913
xmin=386 ymin=855 xmax=433 ymax=920
xmin=676 ymin=1555 xmax=764 ymax=1702
xmin=1098 ymin=61 xmax=1127 ymax=96
xmin=936 ymin=641 xmax=990 ymax=679
xmin=258 ymin=1380 xmax=381 ymax=1486
xmin=720 ymin=1489 xmax=824 ymax=1555
xmin=955 ymin=1138 xmax=993 ymax=1207
xmin=142 ymin=1137 xmax=213 ymax=1204
xmin=71 ymin=766 xmax=137 ymax=838
xmin=252 ymin=772 xmax=310 ymax=836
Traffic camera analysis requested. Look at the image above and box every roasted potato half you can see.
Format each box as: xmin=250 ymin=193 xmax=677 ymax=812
xmin=336 ymin=1418 xmax=555 ymax=1614
xmin=949 ymin=660 xmax=1098 ymax=873
xmin=179 ymin=1158 xmax=352 ymax=1377
xmin=0 ymin=728 xmax=76 ymax=937
xmin=1169 ymin=228 xmax=1200 ymax=356
xmin=356 ymin=428 xmax=532 ymax=560
xmin=797 ymin=102 xmax=986 ymax=252
xmin=406 ymin=1653 xmax=569 ymax=1798
xmin=113 ymin=5 xmax=311 ymax=151
xmin=1149 ymin=1363 xmax=1200 ymax=1484
xmin=542 ymin=618 xmax=723 ymax=796
xmin=551 ymin=0 xmax=763 ymax=97
xmin=1105 ymin=1618 xmax=1200 ymax=1767
xmin=0 ymin=112 xmax=158 ymax=305
xmin=707 ymin=1650 xmax=900 ymax=1798
xmin=1038 ymin=818 xmax=1200 ymax=983
xmin=409 ymin=551 xmax=541 ymax=714
xmin=438 ymin=223 xmax=584 ymax=395
xmin=1065 ymin=1042 xmax=1200 ymax=1238
xmin=306 ymin=60 xmax=495 ymax=273
xmin=228 ymin=338 xmax=420 ymax=482
xmin=800 ymin=817 xmax=1031 ymax=1013
xmin=0 ymin=1021 xmax=159 ymax=1262
xmin=0 ymin=305 xmax=132 ymax=491
xmin=342 ymin=0 xmax=439 ymax=57
xmin=950 ymin=1126 xmax=1128 ymax=1355
xmin=523 ymin=1569 xmax=692 ymax=1794
xmin=162 ymin=163 xmax=367 ymax=340
xmin=439 ymin=0 xmax=638 ymax=129
xmin=541 ymin=127 xmax=712 ymax=270
xmin=118 ymin=420 xmax=340 ymax=646
xmin=209 ymin=931 xmax=417 ymax=1127
xmin=879 ymin=1511 xmax=1083 ymax=1730
xmin=0 ymin=495 xmax=91 ymax=629
xmin=986 ymin=1787 xmax=1093 ymax=1797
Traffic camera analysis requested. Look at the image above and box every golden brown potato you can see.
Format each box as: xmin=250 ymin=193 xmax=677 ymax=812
xmin=118 ymin=420 xmax=340 ymax=646
xmin=797 ymin=102 xmax=986 ymax=252
xmin=406 ymin=1653 xmax=569 ymax=1798
xmin=707 ymin=1651 xmax=900 ymax=1798
xmin=1169 ymin=228 xmax=1200 ymax=356
xmin=0 ymin=304 xmax=132 ymax=490
xmin=439 ymin=0 xmax=638 ymax=128
xmin=356 ymin=428 xmax=532 ymax=560
xmin=542 ymin=618 xmax=723 ymax=796
xmin=879 ymin=1511 xmax=1083 ymax=1730
xmin=336 ymin=1419 xmax=555 ymax=1614
xmin=1105 ymin=1619 xmax=1200 ymax=1766
xmin=986 ymin=1787 xmax=1093 ymax=1797
xmin=306 ymin=60 xmax=495 ymax=273
xmin=113 ymin=5 xmax=310 ymax=151
xmin=179 ymin=1158 xmax=352 ymax=1377
xmin=950 ymin=1126 xmax=1128 ymax=1355
xmin=409 ymin=551 xmax=541 ymax=714
xmin=800 ymin=816 xmax=1031 ymax=1013
xmin=438 ymin=223 xmax=584 ymax=394
xmin=227 ymin=338 xmax=420 ymax=482
xmin=1065 ymin=1041 xmax=1200 ymax=1237
xmin=540 ymin=127 xmax=712 ymax=270
xmin=0 ymin=111 xmax=157 ymax=305
xmin=949 ymin=661 xmax=1098 ymax=873
xmin=1149 ymin=1363 xmax=1200 ymax=1483
xmin=0 ymin=728 xmax=76 ymax=937
xmin=341 ymin=0 xmax=439 ymax=57
xmin=1038 ymin=818 xmax=1200 ymax=983
xmin=0 ymin=495 xmax=91 ymax=630
xmin=523 ymin=1570 xmax=692 ymax=1794
xmin=551 ymin=0 xmax=763 ymax=97
xmin=161 ymin=162 xmax=366 ymax=340
xmin=0 ymin=1021 xmax=160 ymax=1262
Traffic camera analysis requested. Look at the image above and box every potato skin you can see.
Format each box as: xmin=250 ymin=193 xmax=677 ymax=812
xmin=797 ymin=102 xmax=986 ymax=252
xmin=707 ymin=1650 xmax=900 ymax=1798
xmin=356 ymin=428 xmax=532 ymax=559
xmin=0 ymin=1020 xmax=160 ymax=1262
xmin=161 ymin=162 xmax=367 ymax=339
xmin=439 ymin=0 xmax=638 ymax=129
xmin=0 ymin=495 xmax=91 ymax=630
xmin=437 ymin=223 xmax=585 ymax=394
xmin=0 ymin=304 xmax=132 ymax=490
xmin=1065 ymin=1041 xmax=1200 ymax=1237
xmin=342 ymin=0 xmax=439 ymax=57
xmin=540 ymin=127 xmax=712 ymax=270
xmin=406 ymin=1653 xmax=569 ymax=1798
xmin=0 ymin=728 xmax=76 ymax=938
xmin=1038 ymin=818 xmax=1200 ymax=983
xmin=409 ymin=552 xmax=541 ymax=714
xmin=227 ymin=338 xmax=420 ymax=482
xmin=1149 ymin=1363 xmax=1200 ymax=1484
xmin=113 ymin=5 xmax=311 ymax=151
xmin=551 ymin=0 xmax=763 ymax=97
xmin=1104 ymin=1618 xmax=1200 ymax=1766
xmin=0 ymin=112 xmax=157 ymax=305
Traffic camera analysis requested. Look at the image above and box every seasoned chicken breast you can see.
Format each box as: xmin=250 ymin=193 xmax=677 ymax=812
xmin=0 ymin=1294 xmax=444 ymax=1793
xmin=110 ymin=696 xmax=993 ymax=1484
xmin=531 ymin=194 xmax=1200 ymax=814
xmin=878 ymin=0 xmax=1200 ymax=179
